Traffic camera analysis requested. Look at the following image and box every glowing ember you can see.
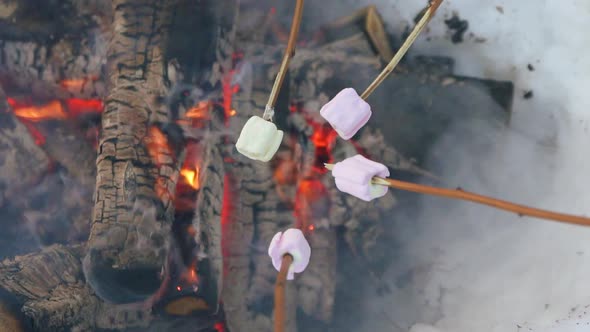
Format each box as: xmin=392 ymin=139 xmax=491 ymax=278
xmin=145 ymin=126 xmax=178 ymax=203
xmin=219 ymin=52 xmax=243 ymax=125
xmin=273 ymin=159 xmax=298 ymax=185
xmin=146 ymin=127 xmax=173 ymax=167
xmin=185 ymin=101 xmax=212 ymax=120
xmin=21 ymin=121 xmax=46 ymax=146
xmin=178 ymin=255 xmax=199 ymax=286
xmin=294 ymin=178 xmax=328 ymax=232
xmin=11 ymin=100 xmax=68 ymax=122
xmin=221 ymin=73 xmax=239 ymax=124
xmin=60 ymin=76 xmax=98 ymax=89
xmin=187 ymin=225 xmax=197 ymax=237
xmin=179 ymin=266 xmax=199 ymax=285
xmin=214 ymin=322 xmax=226 ymax=332
xmin=309 ymin=122 xmax=338 ymax=174
xmin=176 ymin=286 xmax=182 ymax=292
xmin=64 ymin=98 xmax=103 ymax=117
xmin=7 ymin=96 xmax=103 ymax=123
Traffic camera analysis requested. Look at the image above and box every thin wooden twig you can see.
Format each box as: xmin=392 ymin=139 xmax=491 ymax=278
xmin=264 ymin=0 xmax=305 ymax=121
xmin=324 ymin=163 xmax=590 ymax=227
xmin=360 ymin=0 xmax=443 ymax=99
xmin=274 ymin=254 xmax=293 ymax=332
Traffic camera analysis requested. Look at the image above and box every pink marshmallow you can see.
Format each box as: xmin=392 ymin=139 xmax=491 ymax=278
xmin=320 ymin=88 xmax=372 ymax=140
xmin=331 ymin=154 xmax=389 ymax=201
xmin=268 ymin=228 xmax=311 ymax=280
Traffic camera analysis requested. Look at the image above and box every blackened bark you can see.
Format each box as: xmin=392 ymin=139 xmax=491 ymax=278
xmin=84 ymin=0 xmax=182 ymax=304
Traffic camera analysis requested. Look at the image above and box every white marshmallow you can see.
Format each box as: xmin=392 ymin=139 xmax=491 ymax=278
xmin=319 ymin=88 xmax=372 ymax=140
xmin=236 ymin=116 xmax=283 ymax=162
xmin=268 ymin=228 xmax=311 ymax=280
xmin=331 ymin=154 xmax=389 ymax=202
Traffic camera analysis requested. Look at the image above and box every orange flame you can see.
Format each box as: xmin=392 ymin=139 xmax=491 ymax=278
xmin=185 ymin=101 xmax=212 ymax=120
xmin=179 ymin=142 xmax=202 ymax=191
xmin=146 ymin=127 xmax=172 ymax=167
xmin=180 ymin=167 xmax=200 ymax=190
xmin=12 ymin=100 xmax=67 ymax=122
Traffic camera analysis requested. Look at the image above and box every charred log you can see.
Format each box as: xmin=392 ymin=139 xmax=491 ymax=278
xmin=0 ymin=0 xmax=111 ymax=100
xmin=84 ymin=0 xmax=182 ymax=304
xmin=0 ymin=244 xmax=155 ymax=331
xmin=0 ymin=36 xmax=108 ymax=100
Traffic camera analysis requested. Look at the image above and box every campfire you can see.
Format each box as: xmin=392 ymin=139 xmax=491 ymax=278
xmin=0 ymin=1 xmax=516 ymax=331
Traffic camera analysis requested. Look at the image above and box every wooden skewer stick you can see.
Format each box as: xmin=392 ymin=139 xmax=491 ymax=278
xmin=324 ymin=163 xmax=590 ymax=227
xmin=274 ymin=254 xmax=293 ymax=332
xmin=263 ymin=0 xmax=305 ymax=121
xmin=360 ymin=0 xmax=444 ymax=100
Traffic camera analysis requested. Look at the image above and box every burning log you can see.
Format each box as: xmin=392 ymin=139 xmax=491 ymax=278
xmin=0 ymin=34 xmax=108 ymax=100
xmin=0 ymin=0 xmax=111 ymax=100
xmin=0 ymin=87 xmax=50 ymax=206
xmin=0 ymin=244 xmax=155 ymax=331
xmin=84 ymin=0 xmax=183 ymax=304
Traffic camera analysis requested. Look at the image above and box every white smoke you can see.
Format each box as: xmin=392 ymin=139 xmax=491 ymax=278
xmin=343 ymin=0 xmax=590 ymax=331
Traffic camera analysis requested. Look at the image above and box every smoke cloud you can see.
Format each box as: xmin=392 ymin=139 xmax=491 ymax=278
xmin=334 ymin=1 xmax=590 ymax=331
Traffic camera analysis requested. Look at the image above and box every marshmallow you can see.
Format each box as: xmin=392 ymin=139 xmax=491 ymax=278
xmin=331 ymin=154 xmax=389 ymax=201
xmin=268 ymin=228 xmax=311 ymax=280
xmin=236 ymin=116 xmax=283 ymax=162
xmin=319 ymin=88 xmax=371 ymax=140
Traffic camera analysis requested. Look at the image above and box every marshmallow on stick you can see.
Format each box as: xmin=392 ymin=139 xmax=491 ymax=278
xmin=271 ymin=228 xmax=310 ymax=332
xmin=325 ymin=159 xmax=590 ymax=228
xmin=236 ymin=0 xmax=304 ymax=163
xmin=320 ymin=0 xmax=444 ymax=140
xmin=235 ymin=116 xmax=283 ymax=162
xmin=268 ymin=228 xmax=311 ymax=280
xmin=328 ymin=154 xmax=390 ymax=202
xmin=319 ymin=88 xmax=372 ymax=140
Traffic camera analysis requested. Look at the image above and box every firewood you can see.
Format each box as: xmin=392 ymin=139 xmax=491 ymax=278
xmin=84 ymin=0 xmax=183 ymax=304
xmin=0 ymin=244 xmax=154 ymax=331
xmin=0 ymin=34 xmax=108 ymax=100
